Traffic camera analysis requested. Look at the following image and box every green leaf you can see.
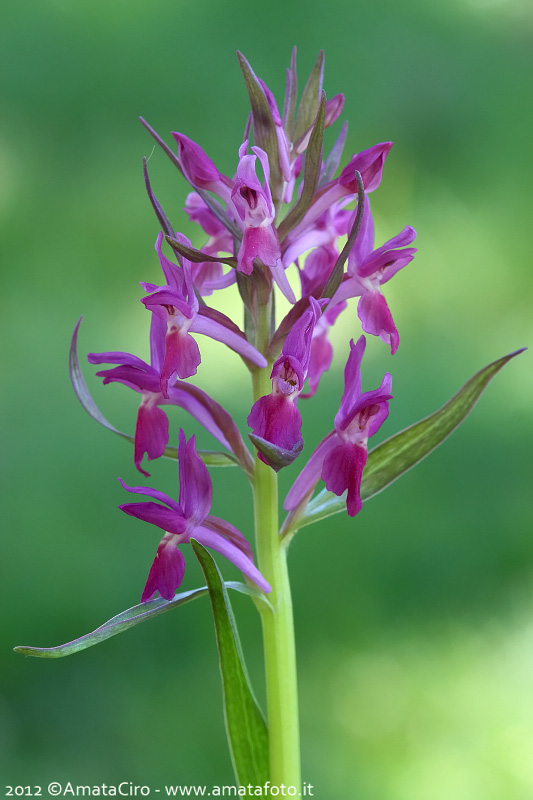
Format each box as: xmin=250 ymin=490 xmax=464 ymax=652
xmin=288 ymin=348 xmax=526 ymax=533
xmin=277 ymin=92 xmax=326 ymax=242
xmin=191 ymin=539 xmax=270 ymax=787
xmin=69 ymin=319 xmax=241 ymax=470
xmin=14 ymin=583 xmax=268 ymax=658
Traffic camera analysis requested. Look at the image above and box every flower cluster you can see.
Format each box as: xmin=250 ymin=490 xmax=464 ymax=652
xmin=88 ymin=49 xmax=417 ymax=602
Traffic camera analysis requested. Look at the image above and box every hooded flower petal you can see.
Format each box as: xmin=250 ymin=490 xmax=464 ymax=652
xmin=172 ymin=132 xmax=231 ymax=202
xmin=248 ymin=393 xmax=304 ymax=462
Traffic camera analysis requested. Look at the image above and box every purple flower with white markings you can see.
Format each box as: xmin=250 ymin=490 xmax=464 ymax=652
xmin=141 ymin=233 xmax=266 ymax=395
xmin=248 ymin=297 xmax=325 ymax=467
xmin=89 ymin=315 xmax=248 ymax=477
xmin=330 ymin=195 xmax=417 ymax=354
xmin=120 ymin=430 xmax=271 ymax=601
xmin=285 ymin=336 xmax=392 ymax=516
xmin=284 ymin=142 xmax=393 ymax=246
xmin=230 ymin=143 xmax=295 ymax=302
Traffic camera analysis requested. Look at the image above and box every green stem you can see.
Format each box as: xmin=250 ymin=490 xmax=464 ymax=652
xmin=252 ymin=301 xmax=301 ymax=789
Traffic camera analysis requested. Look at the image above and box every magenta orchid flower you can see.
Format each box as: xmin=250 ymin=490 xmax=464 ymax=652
xmin=120 ymin=431 xmax=271 ymax=602
xmin=284 ymin=142 xmax=393 ymax=246
xmin=330 ymin=194 xmax=417 ymax=354
xmin=248 ymin=296 xmax=325 ymax=466
xmin=88 ymin=315 xmax=247 ymax=477
xmin=141 ymin=233 xmax=267 ymax=395
xmin=284 ymin=336 xmax=392 ymax=516
xmin=230 ymin=142 xmax=296 ymax=303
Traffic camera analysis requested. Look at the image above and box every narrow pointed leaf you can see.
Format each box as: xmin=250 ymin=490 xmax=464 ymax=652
xmin=191 ymin=539 xmax=269 ymax=786
xmin=321 ymin=170 xmax=364 ymax=299
xmin=236 ymin=52 xmax=282 ymax=205
xmin=290 ymin=348 xmax=526 ymax=532
xmin=198 ymin=450 xmax=241 ymax=468
xmin=277 ymin=92 xmax=326 ymax=242
xmin=14 ymin=583 xmax=269 ymax=659
xmin=292 ymin=50 xmax=324 ymax=144
xmin=166 ymin=235 xmax=237 ymax=268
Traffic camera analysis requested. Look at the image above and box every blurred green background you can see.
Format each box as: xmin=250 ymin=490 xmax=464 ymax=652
xmin=1 ymin=0 xmax=532 ymax=797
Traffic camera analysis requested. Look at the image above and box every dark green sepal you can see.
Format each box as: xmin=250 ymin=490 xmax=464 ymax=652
xmin=166 ymin=235 xmax=237 ymax=268
xmin=249 ymin=433 xmax=304 ymax=472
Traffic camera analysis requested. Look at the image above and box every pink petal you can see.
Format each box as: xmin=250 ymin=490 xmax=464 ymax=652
xmin=248 ymin=394 xmax=303 ymax=455
xmin=141 ymin=534 xmax=186 ymax=602
xmin=357 ymin=291 xmax=399 ymax=354
xmin=134 ymin=402 xmax=169 ymax=477
xmin=237 ymin=225 xmax=281 ymax=273
xmin=119 ymin=501 xmax=187 ymax=536
xmin=322 ymin=442 xmax=368 ymax=517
